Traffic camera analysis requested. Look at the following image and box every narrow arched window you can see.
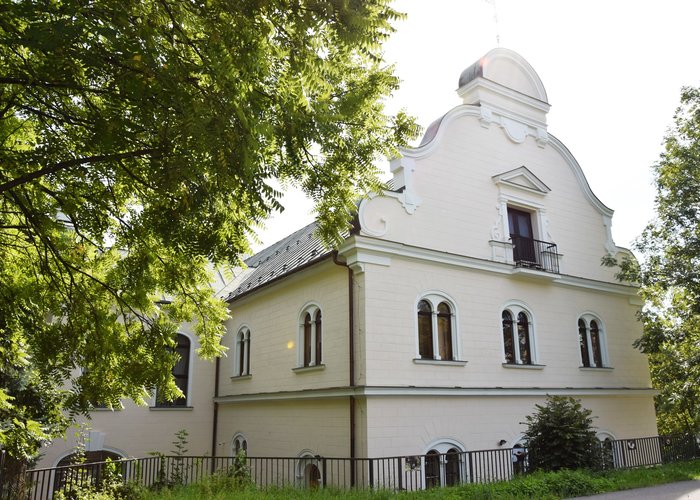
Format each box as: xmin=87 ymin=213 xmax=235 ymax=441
xmin=298 ymin=305 xmax=323 ymax=368
xmin=234 ymin=327 xmax=251 ymax=376
xmin=517 ymin=312 xmax=531 ymax=365
xmin=502 ymin=311 xmax=515 ymax=364
xmin=418 ymin=300 xmax=434 ymax=359
xmin=437 ymin=303 xmax=453 ymax=361
xmin=314 ymin=310 xmax=322 ymax=366
xmin=590 ymin=320 xmax=602 ymax=367
xmin=502 ymin=305 xmax=535 ymax=365
xmin=303 ymin=313 xmax=312 ymax=367
xmin=444 ymin=448 xmax=461 ymax=486
xmin=157 ymin=333 xmax=190 ymax=407
xmin=578 ymin=319 xmax=591 ymax=367
xmin=424 ymin=450 xmax=440 ymax=489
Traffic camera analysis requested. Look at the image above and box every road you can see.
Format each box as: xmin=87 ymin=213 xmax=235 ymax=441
xmin=571 ymin=480 xmax=700 ymax=499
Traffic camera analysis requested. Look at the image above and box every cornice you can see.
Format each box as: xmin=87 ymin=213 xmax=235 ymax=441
xmin=457 ymin=77 xmax=550 ymax=113
xmin=215 ymin=385 xmax=657 ymax=404
xmin=338 ymin=236 xmax=638 ymax=297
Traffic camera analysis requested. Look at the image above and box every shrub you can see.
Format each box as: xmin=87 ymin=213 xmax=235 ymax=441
xmin=523 ymin=396 xmax=601 ymax=472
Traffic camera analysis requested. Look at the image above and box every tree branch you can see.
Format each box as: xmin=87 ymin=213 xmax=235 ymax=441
xmin=0 ymin=148 xmax=161 ymax=194
xmin=0 ymin=77 xmax=111 ymax=94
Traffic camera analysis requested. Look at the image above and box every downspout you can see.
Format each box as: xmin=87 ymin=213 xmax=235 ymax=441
xmin=211 ymin=356 xmax=220 ymax=474
xmin=332 ymin=252 xmax=356 ymax=485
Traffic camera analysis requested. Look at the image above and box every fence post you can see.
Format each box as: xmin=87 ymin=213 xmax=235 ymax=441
xmin=0 ymin=449 xmax=5 ymax=497
xmin=397 ymin=457 xmax=402 ymax=491
xmin=321 ymin=457 xmax=327 ymax=488
xmin=468 ymin=450 xmax=474 ymax=483
xmin=368 ymin=458 xmax=374 ymax=489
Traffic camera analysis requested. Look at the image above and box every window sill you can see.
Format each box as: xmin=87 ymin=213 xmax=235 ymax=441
xmin=413 ymin=358 xmax=468 ymax=366
xmin=502 ymin=363 xmax=545 ymax=370
xmin=149 ymin=406 xmax=193 ymax=411
xmin=292 ymin=364 xmax=325 ymax=374
xmin=579 ymin=366 xmax=614 ymax=371
xmin=231 ymin=374 xmax=252 ymax=381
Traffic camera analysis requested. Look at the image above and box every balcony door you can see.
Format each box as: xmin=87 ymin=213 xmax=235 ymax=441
xmin=508 ymin=207 xmax=537 ymax=265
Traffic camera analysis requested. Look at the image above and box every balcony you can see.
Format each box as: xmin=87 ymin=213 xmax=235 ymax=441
xmin=510 ymin=235 xmax=560 ymax=274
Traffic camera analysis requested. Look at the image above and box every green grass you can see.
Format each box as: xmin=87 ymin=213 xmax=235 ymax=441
xmin=138 ymin=460 xmax=700 ymax=499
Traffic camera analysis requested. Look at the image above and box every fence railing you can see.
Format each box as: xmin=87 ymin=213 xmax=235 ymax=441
xmin=510 ymin=235 xmax=560 ymax=274
xmin=2 ymin=434 xmax=697 ymax=499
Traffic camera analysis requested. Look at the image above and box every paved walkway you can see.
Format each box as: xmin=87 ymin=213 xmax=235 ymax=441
xmin=571 ymin=480 xmax=700 ymax=499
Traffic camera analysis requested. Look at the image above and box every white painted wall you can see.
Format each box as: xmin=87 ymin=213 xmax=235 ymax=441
xmin=219 ymin=260 xmax=349 ymax=396
xmin=38 ymin=327 xmax=216 ymax=467
xmin=363 ymin=395 xmax=657 ymax=458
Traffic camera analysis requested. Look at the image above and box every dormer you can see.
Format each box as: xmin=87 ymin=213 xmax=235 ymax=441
xmin=457 ymin=48 xmax=550 ymax=147
xmin=490 ymin=167 xmax=560 ymax=275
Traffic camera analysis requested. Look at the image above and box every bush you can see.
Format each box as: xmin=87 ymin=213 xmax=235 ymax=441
xmin=523 ymin=396 xmax=601 ymax=472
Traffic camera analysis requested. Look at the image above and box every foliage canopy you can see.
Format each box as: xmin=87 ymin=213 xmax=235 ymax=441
xmin=523 ymin=396 xmax=601 ymax=472
xmin=0 ymin=0 xmax=418 ymax=459
xmin=608 ymin=87 xmax=700 ymax=434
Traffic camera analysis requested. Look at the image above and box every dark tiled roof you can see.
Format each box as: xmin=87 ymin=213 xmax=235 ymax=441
xmin=419 ymin=113 xmax=446 ymax=147
xmin=225 ymin=221 xmax=330 ymax=301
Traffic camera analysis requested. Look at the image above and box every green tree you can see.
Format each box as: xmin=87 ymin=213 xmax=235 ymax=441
xmin=523 ymin=396 xmax=601 ymax=472
xmin=0 ymin=0 xmax=418 ymax=466
xmin=608 ymin=87 xmax=700 ymax=434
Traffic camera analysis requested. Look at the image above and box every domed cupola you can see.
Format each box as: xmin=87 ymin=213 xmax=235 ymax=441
xmin=456 ymin=48 xmax=550 ymax=147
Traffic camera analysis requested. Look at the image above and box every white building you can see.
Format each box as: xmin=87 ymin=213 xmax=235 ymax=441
xmin=40 ymin=48 xmax=658 ymax=487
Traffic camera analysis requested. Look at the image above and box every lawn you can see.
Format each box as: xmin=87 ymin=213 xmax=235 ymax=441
xmin=137 ymin=459 xmax=700 ymax=499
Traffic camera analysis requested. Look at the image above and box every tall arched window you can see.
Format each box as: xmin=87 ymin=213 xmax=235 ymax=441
xmin=157 ymin=333 xmax=190 ymax=407
xmin=418 ymin=300 xmax=434 ymax=359
xmin=502 ymin=305 xmax=535 ymax=365
xmin=578 ymin=314 xmax=608 ymax=367
xmin=234 ymin=327 xmax=251 ymax=377
xmin=298 ymin=305 xmax=322 ymax=367
xmin=416 ymin=294 xmax=458 ymax=361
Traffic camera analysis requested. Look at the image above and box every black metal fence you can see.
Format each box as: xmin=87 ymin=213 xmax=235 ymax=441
xmin=2 ymin=434 xmax=697 ymax=499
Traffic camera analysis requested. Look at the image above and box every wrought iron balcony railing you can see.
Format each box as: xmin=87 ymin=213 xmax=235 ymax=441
xmin=509 ymin=235 xmax=560 ymax=274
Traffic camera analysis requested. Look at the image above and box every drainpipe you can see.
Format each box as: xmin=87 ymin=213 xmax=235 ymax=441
xmin=211 ymin=356 xmax=220 ymax=474
xmin=332 ymin=252 xmax=356 ymax=485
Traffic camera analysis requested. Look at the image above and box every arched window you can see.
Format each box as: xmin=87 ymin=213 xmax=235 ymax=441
xmin=578 ymin=314 xmax=608 ymax=368
xmin=424 ymin=450 xmax=440 ymax=489
xmin=502 ymin=311 xmax=515 ymax=364
xmin=418 ymin=300 xmax=434 ymax=359
xmin=444 ymin=448 xmax=461 ymax=486
xmin=157 ymin=333 xmax=190 ymax=407
xmin=502 ymin=305 xmax=535 ymax=365
xmin=232 ymin=433 xmax=248 ymax=456
xmin=423 ymin=441 xmax=466 ymax=488
xmin=296 ymin=452 xmax=322 ymax=488
xmin=304 ymin=464 xmax=321 ymax=489
xmin=597 ymin=432 xmax=617 ymax=469
xmin=416 ymin=294 xmax=458 ymax=361
xmin=234 ymin=327 xmax=251 ymax=377
xmin=54 ymin=449 xmax=123 ymax=493
xmin=298 ymin=305 xmax=322 ymax=367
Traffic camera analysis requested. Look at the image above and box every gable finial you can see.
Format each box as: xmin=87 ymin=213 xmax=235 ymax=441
xmin=484 ymin=0 xmax=501 ymax=47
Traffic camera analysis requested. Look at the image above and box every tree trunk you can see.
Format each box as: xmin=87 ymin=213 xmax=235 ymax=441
xmin=1 ymin=454 xmax=29 ymax=500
